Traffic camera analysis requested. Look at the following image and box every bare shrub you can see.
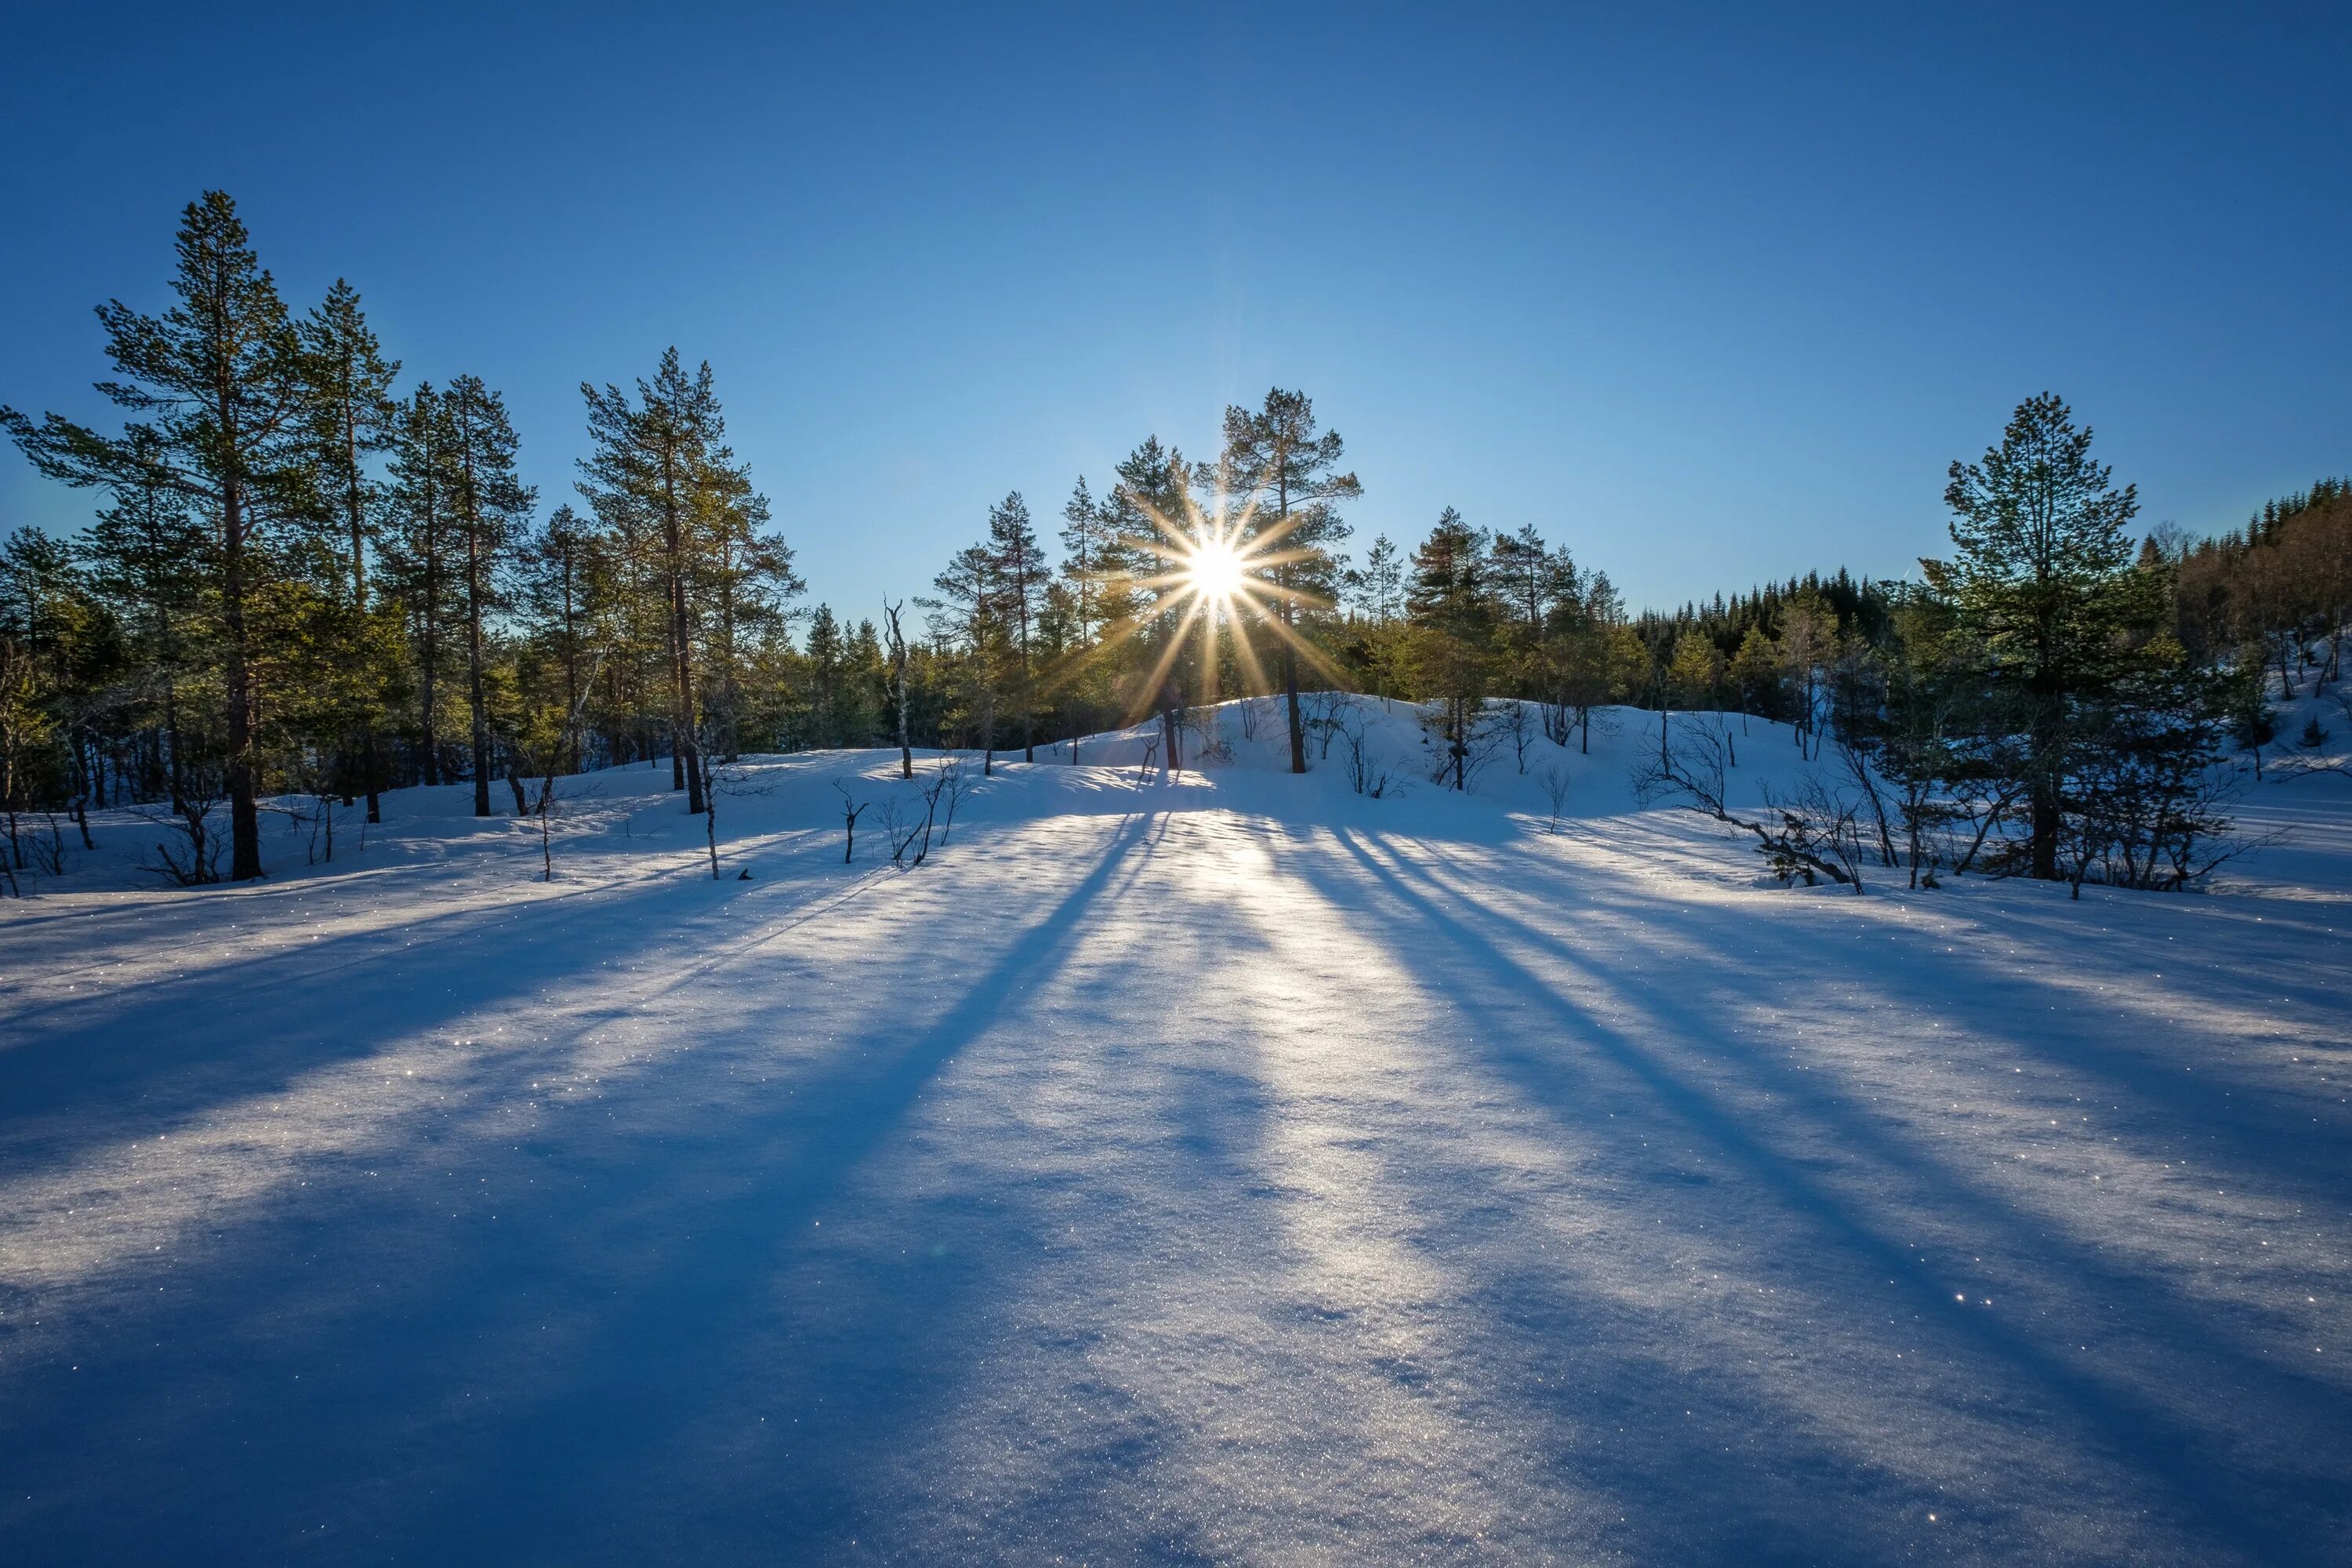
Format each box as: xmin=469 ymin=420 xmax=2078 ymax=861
xmin=1303 ymin=691 xmax=1352 ymax=760
xmin=927 ymin=753 xmax=971 ymax=844
xmin=1496 ymin=700 xmax=1536 ymax=775
xmin=140 ymin=786 xmax=226 ymax=887
xmin=833 ymin=781 xmax=869 ymax=864
xmin=1635 ymin=718 xmax=1865 ymax=894
xmin=1336 ymin=706 xmax=1397 ymax=798
xmin=1538 ymin=764 xmax=1573 ymax=833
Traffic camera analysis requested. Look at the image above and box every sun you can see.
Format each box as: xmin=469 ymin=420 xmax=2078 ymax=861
xmin=1098 ymin=491 xmax=1356 ymax=723
xmin=1186 ymin=536 xmax=1247 ymax=602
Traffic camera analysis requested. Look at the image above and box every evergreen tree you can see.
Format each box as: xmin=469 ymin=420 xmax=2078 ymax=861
xmin=1668 ymin=628 xmax=1721 ymax=710
xmin=2 ymin=191 xmax=310 ymax=879
xmin=1491 ymin=524 xmax=1556 ymax=636
xmin=579 ymin=349 xmax=737 ymax=812
xmin=987 ymin=492 xmax=1047 ymax=760
xmin=388 ymin=383 xmax=460 ymax=786
xmin=81 ymin=426 xmax=211 ymax=810
xmin=1927 ymin=393 xmax=2156 ymax=880
xmin=299 ymin=279 xmax=401 ymax=818
xmin=844 ymin=619 xmax=887 ymax=746
xmin=1113 ymin=437 xmax=1196 ymax=762
xmin=518 ymin=504 xmax=601 ymax=774
xmin=1355 ymin=534 xmax=1403 ymax=625
xmin=804 ymin=604 xmax=845 ymax=746
xmin=1727 ymin=625 xmax=1780 ymax=724
xmin=1214 ymin=389 xmax=1362 ymax=772
xmin=1058 ymin=477 xmax=1129 ymax=647
xmin=1405 ymin=507 xmax=1496 ymax=789
xmin=927 ymin=543 xmax=1006 ymax=772
xmin=443 ymin=375 xmax=533 ymax=815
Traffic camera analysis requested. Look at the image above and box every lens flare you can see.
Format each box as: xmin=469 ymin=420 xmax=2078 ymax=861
xmin=1187 ymin=537 xmax=1247 ymax=601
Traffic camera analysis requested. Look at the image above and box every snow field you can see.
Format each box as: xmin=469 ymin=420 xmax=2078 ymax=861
xmin=2 ymin=699 xmax=2347 ymax=1564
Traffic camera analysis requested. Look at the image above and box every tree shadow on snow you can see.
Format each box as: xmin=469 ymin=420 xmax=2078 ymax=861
xmin=1281 ymin=826 xmax=2345 ymax=1567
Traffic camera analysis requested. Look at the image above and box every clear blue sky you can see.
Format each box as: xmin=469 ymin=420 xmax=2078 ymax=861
xmin=3 ymin=3 xmax=2345 ymax=619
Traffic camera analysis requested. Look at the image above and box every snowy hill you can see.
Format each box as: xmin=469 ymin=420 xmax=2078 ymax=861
xmin=3 ymin=700 xmax=2349 ymax=1564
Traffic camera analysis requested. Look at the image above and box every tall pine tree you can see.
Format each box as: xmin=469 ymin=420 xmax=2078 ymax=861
xmin=2 ymin=191 xmax=310 ymax=879
xmin=1214 ymin=389 xmax=1360 ymax=773
xmin=1927 ymin=393 xmax=2154 ymax=880
xmin=443 ymin=375 xmax=533 ymax=815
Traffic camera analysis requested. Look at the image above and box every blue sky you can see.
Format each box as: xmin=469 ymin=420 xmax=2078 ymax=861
xmin=2 ymin=3 xmax=2345 ymax=619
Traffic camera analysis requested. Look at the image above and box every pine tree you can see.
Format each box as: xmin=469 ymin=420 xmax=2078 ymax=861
xmin=804 ymin=604 xmax=845 ymax=746
xmin=1215 ymin=390 xmax=1361 ymax=772
xmin=1058 ymin=477 xmax=1123 ymax=648
xmin=1728 ymin=625 xmax=1780 ymax=724
xmin=442 ymin=375 xmax=533 ymax=815
xmin=708 ymin=474 xmax=797 ymax=759
xmin=519 ymin=504 xmax=600 ymax=774
xmin=1356 ymin=534 xmax=1403 ymax=626
xmin=299 ymin=279 xmax=401 ymax=819
xmin=78 ymin=426 xmax=211 ymax=810
xmin=988 ymin=492 xmax=1047 ymax=760
xmin=1668 ymin=629 xmax=1721 ymax=710
xmin=389 ymin=383 xmax=461 ymax=786
xmin=2 ymin=191 xmax=310 ymax=879
xmin=1113 ymin=437 xmax=1196 ymax=763
xmin=844 ymin=619 xmax=887 ymax=746
xmin=579 ymin=349 xmax=738 ymax=813
xmin=1491 ymin=524 xmax=1554 ymax=635
xmin=1928 ymin=393 xmax=2156 ymax=880
xmin=927 ymin=543 xmax=1005 ymax=772
xmin=1406 ymin=507 xmax=1496 ymax=789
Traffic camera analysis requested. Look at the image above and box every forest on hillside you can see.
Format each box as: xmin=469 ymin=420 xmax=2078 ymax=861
xmin=3 ymin=194 xmax=2345 ymax=895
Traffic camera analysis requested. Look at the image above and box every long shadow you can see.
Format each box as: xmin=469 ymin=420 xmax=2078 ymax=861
xmin=0 ymin=811 xmax=1163 ymax=1565
xmin=1418 ymin=827 xmax=2352 ymax=1198
xmin=1357 ymin=831 xmax=2350 ymax=1408
xmin=1218 ymin=825 xmax=2015 ymax=1564
xmin=1297 ymin=826 xmax=2341 ymax=1565
xmin=0 ymin=833 xmax=887 ymax=1180
xmin=0 ymin=816 xmax=838 ymax=1030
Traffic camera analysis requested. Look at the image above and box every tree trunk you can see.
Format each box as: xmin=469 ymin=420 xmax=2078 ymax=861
xmin=1285 ymin=629 xmax=1306 ymax=774
xmin=222 ymin=458 xmax=262 ymax=881
xmin=420 ymin=463 xmax=442 ymax=788
xmin=671 ymin=565 xmax=703 ymax=812
xmin=464 ymin=430 xmax=492 ymax=818
xmin=660 ymin=454 xmax=705 ymax=814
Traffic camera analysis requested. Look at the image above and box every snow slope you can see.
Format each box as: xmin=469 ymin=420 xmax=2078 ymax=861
xmin=2 ymin=700 xmax=2347 ymax=1566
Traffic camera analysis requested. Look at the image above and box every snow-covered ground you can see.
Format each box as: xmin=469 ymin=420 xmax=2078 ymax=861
xmin=2 ymin=699 xmax=2347 ymax=1565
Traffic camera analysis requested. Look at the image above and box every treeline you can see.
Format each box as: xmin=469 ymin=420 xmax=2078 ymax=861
xmin=1350 ymin=395 xmax=2307 ymax=895
xmin=0 ymin=194 xmax=822 ymax=883
xmin=2169 ymin=478 xmax=2350 ymax=698
xmin=0 ymin=194 xmax=2330 ymax=896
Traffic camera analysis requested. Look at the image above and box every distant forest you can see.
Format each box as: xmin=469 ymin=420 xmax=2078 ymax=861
xmin=3 ymin=193 xmax=2343 ymax=892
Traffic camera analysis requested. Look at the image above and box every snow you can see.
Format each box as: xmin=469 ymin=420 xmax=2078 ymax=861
xmin=2 ymin=699 xmax=2348 ymax=1564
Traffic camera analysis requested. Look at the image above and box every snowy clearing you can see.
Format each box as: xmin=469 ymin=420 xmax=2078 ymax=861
xmin=2 ymin=700 xmax=2348 ymax=1565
